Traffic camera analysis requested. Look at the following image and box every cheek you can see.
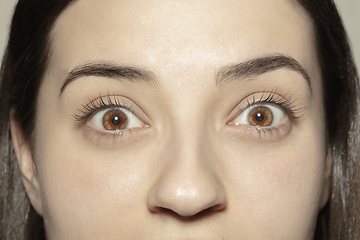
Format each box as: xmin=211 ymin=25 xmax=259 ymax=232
xmin=221 ymin=125 xmax=326 ymax=238
xmin=33 ymin=120 xmax=154 ymax=238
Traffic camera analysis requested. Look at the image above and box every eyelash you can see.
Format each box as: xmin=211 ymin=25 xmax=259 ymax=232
xmin=244 ymin=90 xmax=306 ymax=120
xmin=227 ymin=89 xmax=307 ymax=140
xmin=74 ymin=94 xmax=134 ymax=124
xmin=74 ymin=90 xmax=305 ymax=142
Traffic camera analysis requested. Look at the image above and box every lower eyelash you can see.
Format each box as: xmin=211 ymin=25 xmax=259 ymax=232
xmin=253 ymin=126 xmax=279 ymax=137
xmin=83 ymin=124 xmax=135 ymax=145
xmin=242 ymin=122 xmax=292 ymax=141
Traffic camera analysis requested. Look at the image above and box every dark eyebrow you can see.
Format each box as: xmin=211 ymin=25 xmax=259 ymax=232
xmin=216 ymin=55 xmax=312 ymax=93
xmin=59 ymin=62 xmax=158 ymax=95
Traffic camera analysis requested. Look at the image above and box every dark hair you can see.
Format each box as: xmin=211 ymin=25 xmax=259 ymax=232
xmin=297 ymin=1 xmax=360 ymax=239
xmin=0 ymin=0 xmax=74 ymax=239
xmin=0 ymin=0 xmax=359 ymax=239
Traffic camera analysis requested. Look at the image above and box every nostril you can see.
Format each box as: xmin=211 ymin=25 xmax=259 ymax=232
xmin=149 ymin=206 xmax=178 ymax=215
xmin=147 ymin=177 xmax=228 ymax=217
xmin=149 ymin=203 xmax=226 ymax=218
xmin=147 ymin=158 xmax=228 ymax=218
xmin=210 ymin=203 xmax=227 ymax=212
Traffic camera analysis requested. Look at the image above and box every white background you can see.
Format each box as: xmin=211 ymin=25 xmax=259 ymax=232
xmin=0 ymin=0 xmax=359 ymax=70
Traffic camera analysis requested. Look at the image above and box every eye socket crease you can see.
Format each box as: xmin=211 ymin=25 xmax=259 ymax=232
xmin=59 ymin=55 xmax=312 ymax=96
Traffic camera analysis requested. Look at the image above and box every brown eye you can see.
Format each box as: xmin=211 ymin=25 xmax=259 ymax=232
xmin=248 ymin=106 xmax=273 ymax=126
xmin=102 ymin=109 xmax=128 ymax=130
xmin=233 ymin=104 xmax=285 ymax=127
xmin=89 ymin=108 xmax=143 ymax=131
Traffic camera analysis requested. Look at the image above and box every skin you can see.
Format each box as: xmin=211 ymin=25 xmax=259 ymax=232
xmin=10 ymin=0 xmax=332 ymax=239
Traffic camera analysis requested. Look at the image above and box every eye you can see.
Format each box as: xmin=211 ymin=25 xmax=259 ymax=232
xmin=233 ymin=104 xmax=286 ymax=127
xmin=89 ymin=108 xmax=143 ymax=131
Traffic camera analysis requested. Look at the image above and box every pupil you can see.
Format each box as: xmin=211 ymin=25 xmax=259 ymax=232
xmin=112 ymin=116 xmax=121 ymax=126
xmin=255 ymin=112 xmax=264 ymax=122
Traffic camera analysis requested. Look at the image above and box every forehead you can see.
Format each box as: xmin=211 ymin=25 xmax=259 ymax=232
xmin=49 ymin=0 xmax=316 ymax=80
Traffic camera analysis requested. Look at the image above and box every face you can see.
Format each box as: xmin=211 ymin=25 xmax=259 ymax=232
xmin=14 ymin=0 xmax=330 ymax=239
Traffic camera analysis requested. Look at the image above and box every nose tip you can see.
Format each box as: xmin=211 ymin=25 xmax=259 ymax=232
xmin=147 ymin=121 xmax=227 ymax=218
xmin=147 ymin=173 xmax=227 ymax=217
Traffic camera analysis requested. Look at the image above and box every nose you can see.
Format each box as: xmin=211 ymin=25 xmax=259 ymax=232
xmin=147 ymin=134 xmax=227 ymax=217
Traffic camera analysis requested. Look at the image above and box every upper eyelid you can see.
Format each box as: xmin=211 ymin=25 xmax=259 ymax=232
xmin=245 ymin=92 xmax=304 ymax=115
xmin=74 ymin=95 xmax=137 ymax=123
xmin=238 ymin=92 xmax=289 ymax=110
xmin=227 ymin=91 xmax=305 ymax=123
xmin=246 ymin=90 xmax=289 ymax=106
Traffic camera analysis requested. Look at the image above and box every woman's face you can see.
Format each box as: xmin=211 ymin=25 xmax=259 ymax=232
xmin=21 ymin=0 xmax=330 ymax=239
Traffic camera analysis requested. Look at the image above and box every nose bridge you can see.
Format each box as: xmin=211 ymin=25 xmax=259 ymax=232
xmin=147 ymin=113 xmax=227 ymax=217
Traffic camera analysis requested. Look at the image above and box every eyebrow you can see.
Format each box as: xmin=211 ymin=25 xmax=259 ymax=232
xmin=59 ymin=62 xmax=157 ymax=95
xmin=216 ymin=55 xmax=312 ymax=92
xmin=60 ymin=55 xmax=311 ymax=95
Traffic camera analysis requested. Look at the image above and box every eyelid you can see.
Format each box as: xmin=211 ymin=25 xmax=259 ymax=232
xmin=89 ymin=107 xmax=145 ymax=131
xmin=227 ymin=91 xmax=305 ymax=125
xmin=232 ymin=103 xmax=286 ymax=126
xmin=74 ymin=94 xmax=150 ymax=126
xmin=73 ymin=95 xmax=153 ymax=145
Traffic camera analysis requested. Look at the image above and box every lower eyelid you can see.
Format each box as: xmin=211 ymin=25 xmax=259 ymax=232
xmin=81 ymin=124 xmax=151 ymax=146
xmin=226 ymin=121 xmax=292 ymax=142
xmin=73 ymin=95 xmax=152 ymax=145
